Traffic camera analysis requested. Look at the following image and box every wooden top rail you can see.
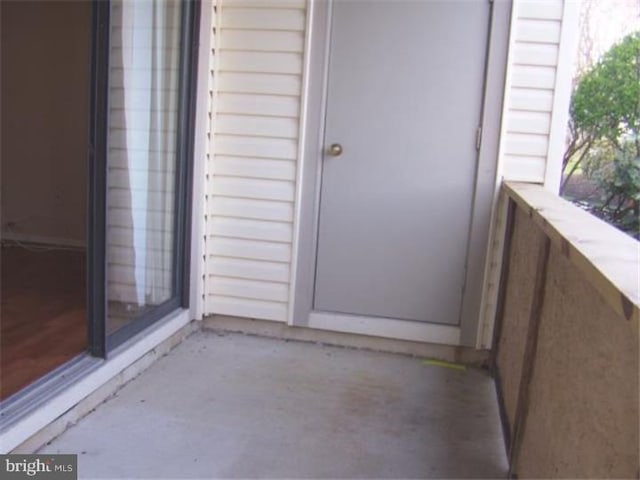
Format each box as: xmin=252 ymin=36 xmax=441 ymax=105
xmin=504 ymin=182 xmax=639 ymax=328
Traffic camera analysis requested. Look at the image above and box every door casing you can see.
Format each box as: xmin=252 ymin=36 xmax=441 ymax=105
xmin=291 ymin=0 xmax=512 ymax=347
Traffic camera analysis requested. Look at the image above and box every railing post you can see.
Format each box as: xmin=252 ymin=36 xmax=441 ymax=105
xmin=491 ymin=197 xmax=517 ymax=451
xmin=508 ymin=234 xmax=551 ymax=477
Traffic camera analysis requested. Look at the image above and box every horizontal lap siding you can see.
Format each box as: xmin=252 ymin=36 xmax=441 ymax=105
xmin=502 ymin=0 xmax=563 ymax=182
xmin=205 ymin=0 xmax=306 ymax=321
xmin=107 ymin=17 xmax=134 ymax=304
xmin=107 ymin=5 xmax=180 ymax=305
xmin=480 ymin=0 xmax=574 ymax=348
xmin=204 ymin=0 xmax=573 ymax=329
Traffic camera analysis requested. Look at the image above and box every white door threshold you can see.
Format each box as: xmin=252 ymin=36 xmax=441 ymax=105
xmin=307 ymin=311 xmax=461 ymax=346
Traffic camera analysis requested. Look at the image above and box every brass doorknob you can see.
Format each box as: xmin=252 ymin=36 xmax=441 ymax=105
xmin=328 ymin=143 xmax=343 ymax=156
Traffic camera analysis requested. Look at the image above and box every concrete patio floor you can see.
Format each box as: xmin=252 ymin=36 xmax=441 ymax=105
xmin=40 ymin=330 xmax=508 ymax=478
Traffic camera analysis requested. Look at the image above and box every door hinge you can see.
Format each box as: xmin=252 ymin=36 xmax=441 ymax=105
xmin=475 ymin=125 xmax=483 ymax=151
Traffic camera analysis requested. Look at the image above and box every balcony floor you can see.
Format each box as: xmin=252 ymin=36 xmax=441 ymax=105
xmin=40 ymin=330 xmax=508 ymax=478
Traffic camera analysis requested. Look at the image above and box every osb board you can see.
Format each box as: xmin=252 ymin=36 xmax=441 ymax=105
xmin=517 ymin=245 xmax=639 ymax=478
xmin=497 ymin=207 xmax=546 ymax=431
xmin=504 ymin=182 xmax=639 ymax=327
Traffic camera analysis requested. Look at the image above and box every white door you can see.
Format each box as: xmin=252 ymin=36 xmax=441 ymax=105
xmin=314 ymin=0 xmax=490 ymax=325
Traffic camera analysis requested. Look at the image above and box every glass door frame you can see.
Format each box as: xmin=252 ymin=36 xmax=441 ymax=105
xmin=88 ymin=0 xmax=201 ymax=357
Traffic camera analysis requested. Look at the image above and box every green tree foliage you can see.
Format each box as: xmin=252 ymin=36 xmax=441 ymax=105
xmin=572 ymin=32 xmax=639 ymax=149
xmin=592 ymin=144 xmax=640 ymax=237
xmin=563 ymin=31 xmax=640 ymax=237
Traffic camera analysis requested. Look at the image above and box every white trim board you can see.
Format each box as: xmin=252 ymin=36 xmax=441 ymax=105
xmin=544 ymin=0 xmax=581 ymax=193
xmin=287 ymin=0 xmax=314 ymax=326
xmin=189 ymin=0 xmax=214 ymax=322
xmin=0 ymin=310 xmax=192 ymax=453
xmin=475 ymin=0 xmax=521 ymax=350
xmin=308 ymin=312 xmax=461 ymax=346
xmin=0 ymin=232 xmax=86 ymax=249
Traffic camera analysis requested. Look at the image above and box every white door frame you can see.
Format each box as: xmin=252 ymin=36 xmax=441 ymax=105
xmin=289 ymin=0 xmax=512 ymax=347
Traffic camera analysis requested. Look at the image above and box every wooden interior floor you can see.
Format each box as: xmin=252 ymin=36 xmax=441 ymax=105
xmin=1 ymin=245 xmax=87 ymax=400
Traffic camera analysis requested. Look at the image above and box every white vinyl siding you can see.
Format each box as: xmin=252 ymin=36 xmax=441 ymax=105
xmin=501 ymin=0 xmax=565 ymax=183
xmin=202 ymin=0 xmax=578 ymax=334
xmin=479 ymin=0 xmax=579 ymax=348
xmin=204 ymin=0 xmax=306 ymax=321
xmin=106 ymin=4 xmax=179 ymax=305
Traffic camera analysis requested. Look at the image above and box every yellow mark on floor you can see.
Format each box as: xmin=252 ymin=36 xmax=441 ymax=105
xmin=422 ymin=359 xmax=467 ymax=371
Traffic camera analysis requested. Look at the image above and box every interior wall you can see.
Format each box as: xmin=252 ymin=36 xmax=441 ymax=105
xmin=0 ymin=1 xmax=90 ymax=246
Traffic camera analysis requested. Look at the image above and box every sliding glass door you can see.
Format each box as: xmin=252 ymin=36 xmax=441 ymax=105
xmin=89 ymin=0 xmax=199 ymax=355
